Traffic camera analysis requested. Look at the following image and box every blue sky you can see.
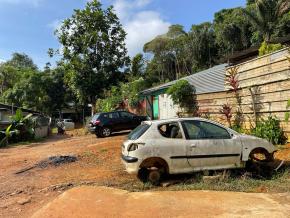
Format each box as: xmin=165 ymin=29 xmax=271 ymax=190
xmin=0 ymin=0 xmax=246 ymax=69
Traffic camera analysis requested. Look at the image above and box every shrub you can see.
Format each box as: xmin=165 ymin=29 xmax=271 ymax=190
xmin=121 ymin=78 xmax=148 ymax=107
xmin=95 ymin=78 xmax=148 ymax=113
xmin=251 ymin=116 xmax=285 ymax=145
xmin=258 ymin=41 xmax=284 ymax=56
xmin=166 ymin=80 xmax=198 ymax=116
xmin=95 ymin=86 xmax=123 ymax=112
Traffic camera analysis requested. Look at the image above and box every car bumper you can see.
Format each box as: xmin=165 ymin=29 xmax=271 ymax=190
xmin=121 ymin=154 xmax=140 ymax=174
xmin=87 ymin=126 xmax=101 ymax=134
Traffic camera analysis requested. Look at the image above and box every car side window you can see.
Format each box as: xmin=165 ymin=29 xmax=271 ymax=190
xmin=110 ymin=112 xmax=119 ymax=119
xmin=199 ymin=121 xmax=231 ymax=139
xmin=182 ymin=120 xmax=231 ymax=140
xmin=103 ymin=113 xmax=119 ymax=119
xmin=158 ymin=122 xmax=183 ymax=139
xmin=182 ymin=121 xmax=203 ymax=139
xmin=120 ymin=112 xmax=134 ymax=119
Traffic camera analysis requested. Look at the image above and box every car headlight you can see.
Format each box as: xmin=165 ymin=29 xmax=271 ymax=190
xmin=128 ymin=143 xmax=139 ymax=152
xmin=128 ymin=143 xmax=145 ymax=152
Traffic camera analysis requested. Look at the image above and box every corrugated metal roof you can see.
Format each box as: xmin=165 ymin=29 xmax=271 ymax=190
xmin=0 ymin=103 xmax=42 ymax=115
xmin=141 ymin=63 xmax=227 ymax=95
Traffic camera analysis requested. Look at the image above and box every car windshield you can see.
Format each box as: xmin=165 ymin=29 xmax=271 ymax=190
xmin=128 ymin=123 xmax=150 ymax=140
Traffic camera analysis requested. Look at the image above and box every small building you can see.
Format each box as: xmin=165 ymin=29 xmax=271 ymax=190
xmin=0 ymin=103 xmax=50 ymax=138
xmin=140 ymin=64 xmax=228 ymax=120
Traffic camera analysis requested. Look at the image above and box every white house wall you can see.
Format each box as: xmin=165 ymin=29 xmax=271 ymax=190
xmin=159 ymin=94 xmax=179 ymax=119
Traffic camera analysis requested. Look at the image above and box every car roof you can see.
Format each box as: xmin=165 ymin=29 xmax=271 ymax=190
xmin=96 ymin=110 xmax=132 ymax=115
xmin=144 ymin=117 xmax=226 ymax=126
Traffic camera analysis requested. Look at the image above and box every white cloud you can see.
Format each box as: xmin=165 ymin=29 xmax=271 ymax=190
xmin=0 ymin=0 xmax=43 ymax=7
xmin=112 ymin=0 xmax=170 ymax=57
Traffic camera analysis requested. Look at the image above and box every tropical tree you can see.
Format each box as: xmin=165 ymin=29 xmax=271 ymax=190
xmin=6 ymin=53 xmax=37 ymax=70
xmin=0 ymin=64 xmax=19 ymax=95
xmin=273 ymin=11 xmax=290 ymax=38
xmin=214 ymin=8 xmax=253 ymax=55
xmin=243 ymin=0 xmax=290 ymax=42
xmin=144 ymin=35 xmax=172 ymax=82
xmin=129 ymin=53 xmax=145 ymax=79
xmin=2 ymin=70 xmax=48 ymax=112
xmin=188 ymin=22 xmax=217 ymax=71
xmin=55 ymin=0 xmax=129 ymax=115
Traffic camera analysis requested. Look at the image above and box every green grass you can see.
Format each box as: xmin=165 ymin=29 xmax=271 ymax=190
xmin=100 ymin=148 xmax=108 ymax=153
xmin=1 ymin=137 xmax=46 ymax=148
xmin=166 ymin=169 xmax=289 ymax=193
xmin=116 ymin=168 xmax=290 ymax=193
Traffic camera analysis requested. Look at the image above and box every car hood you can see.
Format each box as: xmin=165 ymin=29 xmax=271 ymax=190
xmin=239 ymin=134 xmax=263 ymax=140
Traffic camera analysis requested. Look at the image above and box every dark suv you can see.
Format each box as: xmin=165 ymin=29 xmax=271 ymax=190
xmin=88 ymin=111 xmax=149 ymax=137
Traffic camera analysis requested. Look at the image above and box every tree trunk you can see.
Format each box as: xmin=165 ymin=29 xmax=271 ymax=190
xmin=91 ymin=103 xmax=95 ymax=116
xmin=90 ymin=96 xmax=96 ymax=117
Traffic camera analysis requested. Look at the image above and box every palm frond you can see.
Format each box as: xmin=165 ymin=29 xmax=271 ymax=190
xmin=242 ymin=8 xmax=264 ymax=32
xmin=276 ymin=0 xmax=290 ymax=17
xmin=23 ymin=113 xmax=33 ymax=121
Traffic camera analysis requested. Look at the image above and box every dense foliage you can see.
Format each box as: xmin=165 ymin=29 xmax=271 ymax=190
xmin=141 ymin=0 xmax=289 ymax=85
xmin=258 ymin=41 xmax=284 ymax=56
xmin=166 ymin=80 xmax=198 ymax=116
xmin=0 ymin=54 xmax=71 ymax=115
xmin=251 ymin=116 xmax=285 ymax=145
xmin=96 ymin=78 xmax=148 ymax=112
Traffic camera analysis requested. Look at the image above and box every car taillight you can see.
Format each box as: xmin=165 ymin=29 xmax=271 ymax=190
xmin=93 ymin=120 xmax=101 ymax=125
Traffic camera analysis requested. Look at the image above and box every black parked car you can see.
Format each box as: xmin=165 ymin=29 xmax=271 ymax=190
xmin=88 ymin=111 xmax=149 ymax=137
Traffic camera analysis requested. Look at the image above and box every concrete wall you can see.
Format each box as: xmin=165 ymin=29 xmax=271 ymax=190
xmin=35 ymin=126 xmax=49 ymax=138
xmin=198 ymin=48 xmax=290 ymax=137
xmin=159 ymin=94 xmax=179 ymax=119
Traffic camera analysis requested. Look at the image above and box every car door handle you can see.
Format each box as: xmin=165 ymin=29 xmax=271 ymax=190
xmin=190 ymin=144 xmax=197 ymax=148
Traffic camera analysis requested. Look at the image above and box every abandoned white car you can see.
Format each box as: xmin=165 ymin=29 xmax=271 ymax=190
xmin=121 ymin=118 xmax=277 ymax=184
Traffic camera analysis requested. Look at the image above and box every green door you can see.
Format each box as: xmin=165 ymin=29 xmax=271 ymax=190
xmin=153 ymin=95 xmax=159 ymax=120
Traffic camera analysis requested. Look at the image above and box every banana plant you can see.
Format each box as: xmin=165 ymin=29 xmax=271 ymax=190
xmin=0 ymin=124 xmax=19 ymax=147
xmin=0 ymin=109 xmax=34 ymax=147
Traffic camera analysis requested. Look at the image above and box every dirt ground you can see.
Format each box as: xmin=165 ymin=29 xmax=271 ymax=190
xmin=0 ymin=131 xmax=134 ymax=218
xmin=0 ymin=130 xmax=289 ymax=218
xmin=32 ymin=186 xmax=290 ymax=218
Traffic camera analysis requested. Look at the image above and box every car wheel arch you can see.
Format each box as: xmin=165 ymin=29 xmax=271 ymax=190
xmin=139 ymin=157 xmax=169 ymax=174
xmin=245 ymin=147 xmax=273 ymax=162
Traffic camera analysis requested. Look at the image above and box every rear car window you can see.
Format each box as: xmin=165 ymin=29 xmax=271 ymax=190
xmin=128 ymin=124 xmax=150 ymax=140
xmin=92 ymin=114 xmax=100 ymax=121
